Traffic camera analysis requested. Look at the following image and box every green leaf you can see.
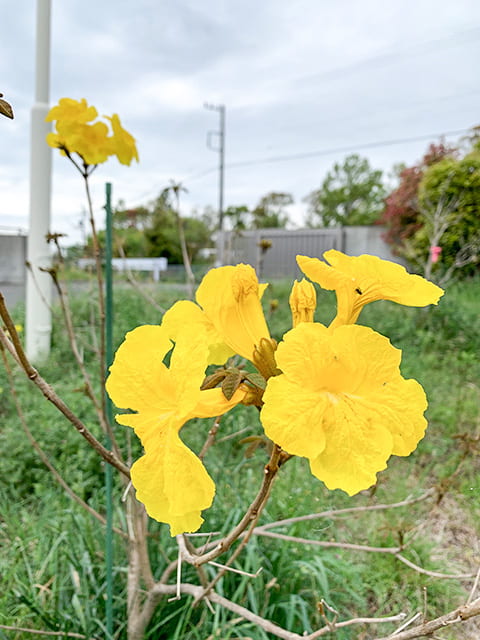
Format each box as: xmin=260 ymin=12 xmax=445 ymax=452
xmin=221 ymin=369 xmax=243 ymax=400
xmin=245 ymin=372 xmax=267 ymax=390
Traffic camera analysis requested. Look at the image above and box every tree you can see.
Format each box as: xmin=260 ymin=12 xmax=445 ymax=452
xmin=251 ymin=191 xmax=292 ymax=228
xmin=379 ymin=137 xmax=480 ymax=281
xmin=305 ymin=154 xmax=386 ymax=227
xmin=224 ymin=204 xmax=250 ymax=231
xmin=144 ymin=190 xmax=213 ymax=264
xmin=379 ymin=143 xmax=456 ymax=249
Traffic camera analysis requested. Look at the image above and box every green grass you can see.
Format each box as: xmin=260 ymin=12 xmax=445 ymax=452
xmin=1 ymin=275 xmax=479 ymax=639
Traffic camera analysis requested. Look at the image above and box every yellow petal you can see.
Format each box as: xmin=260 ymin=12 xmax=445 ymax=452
xmin=196 ymin=264 xmax=270 ymax=362
xmin=309 ymin=400 xmax=393 ymax=495
xmin=191 ymin=386 xmax=247 ymax=419
xmin=162 ymin=300 xmax=235 ymax=365
xmin=260 ymin=322 xmax=428 ymax=495
xmin=106 ymin=325 xmax=176 ymax=412
xmin=297 ymin=251 xmax=444 ymax=327
xmin=261 ymin=377 xmax=327 ymax=458
xmin=107 ymin=113 xmax=139 ymax=165
xmin=130 ymin=426 xmax=215 ymax=536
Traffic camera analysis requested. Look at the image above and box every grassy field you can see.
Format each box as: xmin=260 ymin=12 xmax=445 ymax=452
xmin=0 ymin=274 xmax=479 ymax=639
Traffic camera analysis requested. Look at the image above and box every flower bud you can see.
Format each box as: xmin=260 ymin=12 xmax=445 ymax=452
xmin=289 ymin=279 xmax=316 ymax=327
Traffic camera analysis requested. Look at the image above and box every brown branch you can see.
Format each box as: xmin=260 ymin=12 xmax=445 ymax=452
xmin=373 ymin=596 xmax=480 ymax=640
xmin=149 ymin=581 xmax=304 ymax=640
xmin=255 ymin=489 xmax=435 ymax=532
xmin=308 ymin=613 xmax=407 ymax=639
xmin=198 ymin=415 xmax=222 ymax=460
xmin=0 ymin=625 xmax=98 ymax=639
xmin=146 ymin=582 xmax=407 ymax=640
xmin=46 ymin=264 xmax=123 ymax=461
xmin=0 ymin=314 xmax=130 ymax=479
xmin=0 ymin=345 xmax=128 ymax=539
xmin=394 ymin=553 xmax=477 ymax=580
xmin=253 ymin=530 xmax=476 ymax=580
xmin=253 ymin=529 xmax=401 ymax=554
xmin=82 ymin=171 xmax=107 ymax=417
xmin=182 ymin=444 xmax=284 ymax=567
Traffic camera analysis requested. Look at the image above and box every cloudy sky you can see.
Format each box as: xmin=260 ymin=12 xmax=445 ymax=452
xmin=1 ymin=0 xmax=479 ymax=244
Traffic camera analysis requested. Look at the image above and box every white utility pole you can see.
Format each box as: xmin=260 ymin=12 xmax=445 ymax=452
xmin=204 ymin=103 xmax=226 ymax=265
xmin=26 ymin=0 xmax=53 ymax=361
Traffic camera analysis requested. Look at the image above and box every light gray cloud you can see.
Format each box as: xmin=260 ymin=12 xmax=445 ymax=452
xmin=1 ymin=0 xmax=479 ymax=244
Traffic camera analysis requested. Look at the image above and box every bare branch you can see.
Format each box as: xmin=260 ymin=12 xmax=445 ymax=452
xmin=0 ymin=625 xmax=98 ymax=639
xmin=0 ymin=345 xmax=129 ymax=539
xmin=374 ymin=596 xmax=480 ymax=640
xmin=0 ymin=312 xmax=130 ymax=479
xmin=182 ymin=444 xmax=284 ymax=567
xmin=253 ymin=529 xmax=401 ymax=554
xmin=255 ymin=489 xmax=435 ymax=532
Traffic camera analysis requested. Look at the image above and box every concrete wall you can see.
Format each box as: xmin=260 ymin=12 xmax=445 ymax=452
xmin=0 ymin=234 xmax=27 ymax=284
xmin=221 ymin=225 xmax=404 ymax=278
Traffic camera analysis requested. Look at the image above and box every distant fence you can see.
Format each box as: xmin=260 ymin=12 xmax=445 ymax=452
xmin=78 ymin=257 xmax=168 ymax=281
xmin=0 ymin=233 xmax=27 ymax=284
xmin=218 ymin=226 xmax=404 ymax=278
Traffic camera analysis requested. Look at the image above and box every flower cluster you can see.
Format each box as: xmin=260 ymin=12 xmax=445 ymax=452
xmin=106 ymin=250 xmax=443 ymax=535
xmin=46 ymin=98 xmax=139 ymax=166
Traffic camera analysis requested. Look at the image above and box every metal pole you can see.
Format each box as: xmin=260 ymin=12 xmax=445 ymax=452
xmin=26 ymin=0 xmax=53 ymax=361
xmin=104 ymin=182 xmax=114 ymax=638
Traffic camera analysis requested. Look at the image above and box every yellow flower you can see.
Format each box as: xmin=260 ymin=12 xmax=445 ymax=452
xmin=261 ymin=322 xmax=428 ymax=495
xmin=162 ymin=264 xmax=270 ymax=365
xmin=55 ymin=121 xmax=112 ymax=165
xmin=45 ymin=97 xmax=97 ymax=124
xmin=46 ymin=98 xmax=138 ymax=167
xmin=289 ymin=279 xmax=317 ymax=327
xmin=196 ymin=264 xmax=271 ymax=362
xmin=107 ymin=114 xmax=139 ymax=165
xmin=297 ymin=250 xmax=444 ymax=328
xmin=106 ymin=324 xmax=244 ymax=535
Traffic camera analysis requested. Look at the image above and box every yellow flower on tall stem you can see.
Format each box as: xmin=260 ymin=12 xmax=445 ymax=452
xmin=297 ymin=250 xmax=443 ymax=328
xmin=46 ymin=97 xmax=138 ymax=169
xmin=106 ymin=324 xmax=245 ymax=535
xmin=261 ymin=322 xmax=428 ymax=495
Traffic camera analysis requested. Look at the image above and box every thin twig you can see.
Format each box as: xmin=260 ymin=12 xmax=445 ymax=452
xmin=254 ymin=529 xmax=401 ymax=554
xmin=309 ymin=613 xmax=407 ymax=639
xmin=46 ymin=261 xmax=123 ymax=461
xmin=395 ymin=553 xmax=477 ymax=580
xmin=253 ymin=530 xmax=477 ymax=580
xmin=0 ymin=625 xmax=98 ymax=639
xmin=0 ymin=316 xmax=130 ymax=479
xmin=254 ymin=489 xmax=435 ymax=532
xmin=82 ymin=170 xmax=107 ymax=418
xmin=467 ymin=566 xmax=480 ymax=605
xmin=182 ymin=444 xmax=284 ymax=567
xmin=198 ymin=415 xmax=222 ymax=460
xmin=373 ymin=596 xmax=480 ymax=640
xmin=0 ymin=345 xmax=128 ymax=539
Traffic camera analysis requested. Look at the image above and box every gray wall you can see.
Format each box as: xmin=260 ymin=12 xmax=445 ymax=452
xmin=0 ymin=234 xmax=27 ymax=284
xmin=220 ymin=226 xmax=405 ymax=279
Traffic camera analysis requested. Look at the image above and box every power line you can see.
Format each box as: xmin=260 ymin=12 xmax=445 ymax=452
xmin=225 ymin=128 xmax=471 ymax=169
xmin=123 ymin=126 xmax=472 ymax=207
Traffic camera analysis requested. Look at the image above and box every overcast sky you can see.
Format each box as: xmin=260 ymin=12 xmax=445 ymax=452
xmin=1 ymin=0 xmax=479 ymax=244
